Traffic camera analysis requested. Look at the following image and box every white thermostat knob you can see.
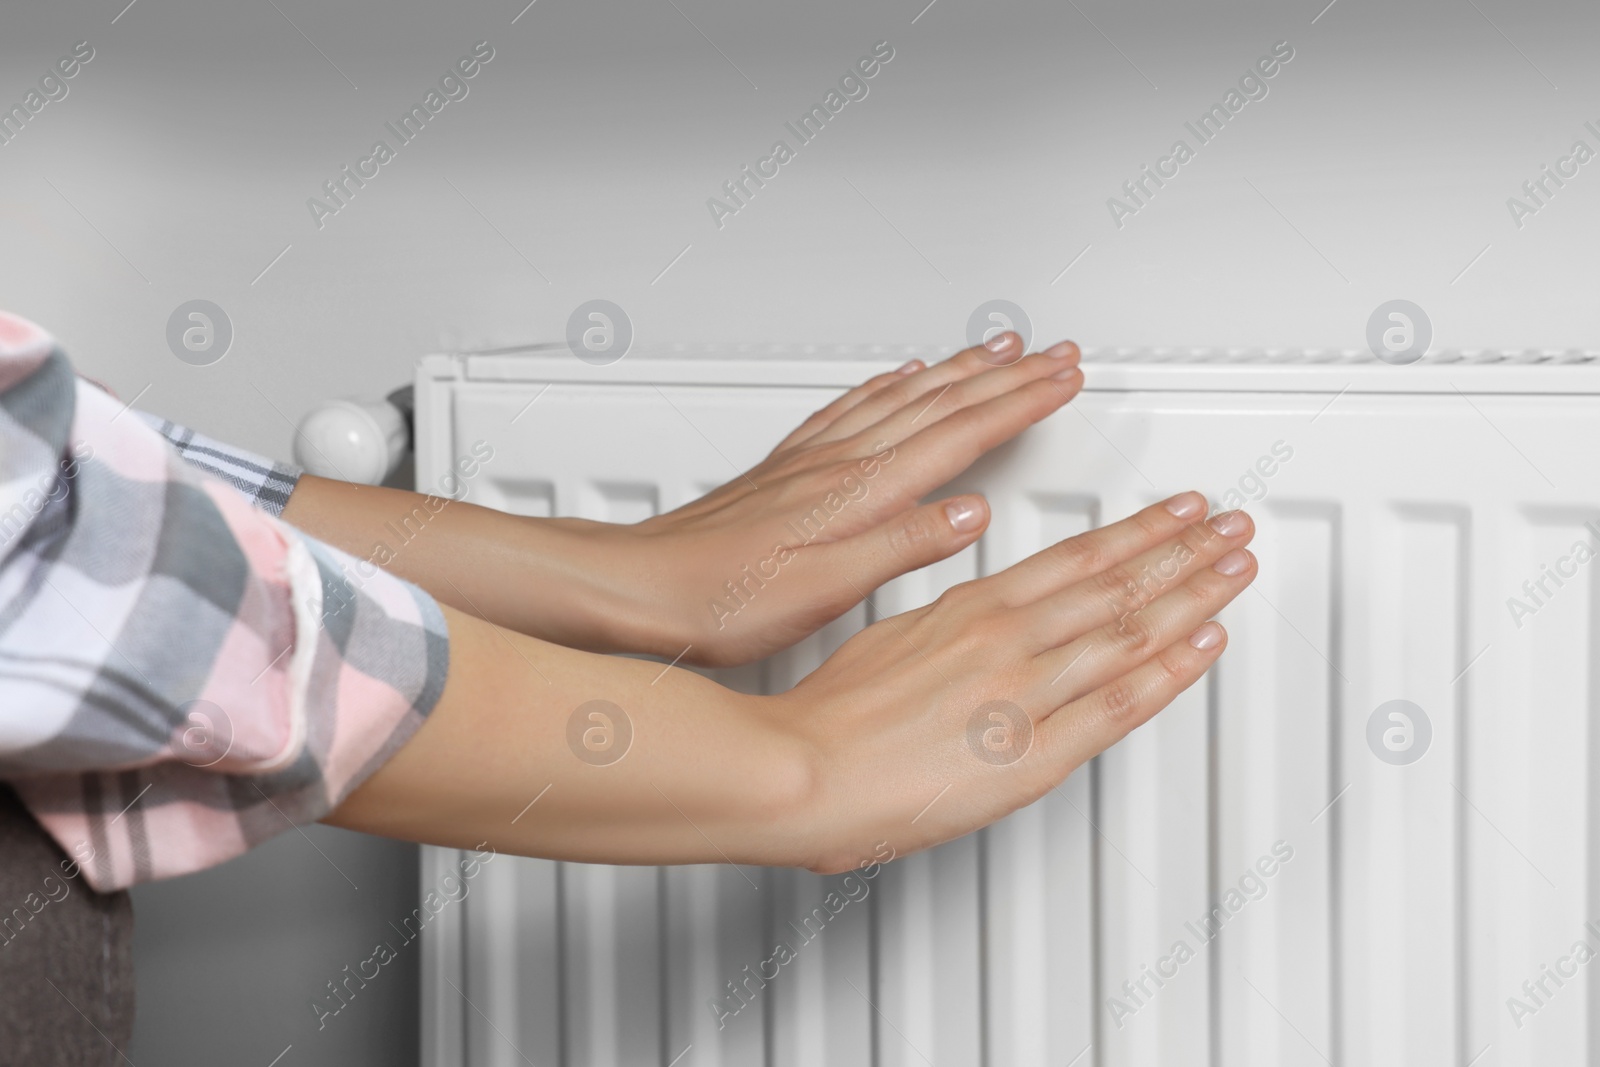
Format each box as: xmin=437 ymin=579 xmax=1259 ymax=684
xmin=294 ymin=398 xmax=408 ymax=485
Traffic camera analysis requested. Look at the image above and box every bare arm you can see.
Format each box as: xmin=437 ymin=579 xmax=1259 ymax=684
xmin=282 ymin=333 xmax=1084 ymax=666
xmin=324 ymin=493 xmax=1257 ymax=871
xmin=280 ymin=475 xmax=649 ymax=658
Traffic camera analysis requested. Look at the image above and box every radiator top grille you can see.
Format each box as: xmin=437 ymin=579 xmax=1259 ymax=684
xmin=448 ymin=341 xmax=1600 ymax=365
xmin=1084 ymin=346 xmax=1600 ymax=365
xmin=437 ymin=343 xmax=1600 ymax=394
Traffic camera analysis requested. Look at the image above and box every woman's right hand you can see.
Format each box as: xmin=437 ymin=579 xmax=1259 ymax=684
xmin=780 ymin=490 xmax=1255 ymax=873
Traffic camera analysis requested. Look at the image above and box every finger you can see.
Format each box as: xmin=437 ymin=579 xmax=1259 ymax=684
xmin=977 ymin=491 xmax=1212 ymax=606
xmin=882 ymin=370 xmax=1083 ymax=501
xmin=1032 ymin=547 xmax=1255 ymax=696
xmin=1035 ymin=620 xmax=1228 ymax=773
xmin=1017 ymin=509 xmax=1255 ymax=645
xmin=774 ymin=360 xmax=924 ymax=453
xmin=850 ymin=345 xmax=1083 ymax=449
xmin=800 ymin=493 xmax=990 ymax=595
xmin=802 ymin=334 xmax=1037 ymax=446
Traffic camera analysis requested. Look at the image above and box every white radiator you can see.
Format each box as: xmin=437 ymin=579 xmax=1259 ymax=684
xmin=413 ymin=344 xmax=1600 ymax=1067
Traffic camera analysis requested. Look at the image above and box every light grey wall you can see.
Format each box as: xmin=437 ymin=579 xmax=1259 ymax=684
xmin=2 ymin=0 xmax=1596 ymax=1063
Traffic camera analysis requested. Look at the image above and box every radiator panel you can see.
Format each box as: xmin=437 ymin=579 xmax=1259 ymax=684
xmin=417 ymin=358 xmax=1600 ymax=1067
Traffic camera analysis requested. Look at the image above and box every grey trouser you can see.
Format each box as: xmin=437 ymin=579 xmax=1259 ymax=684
xmin=0 ymin=784 xmax=135 ymax=1065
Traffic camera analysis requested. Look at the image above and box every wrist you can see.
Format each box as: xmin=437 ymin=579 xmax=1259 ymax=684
xmin=718 ymin=690 xmax=823 ymax=869
xmin=620 ymin=668 xmax=820 ymax=869
xmin=514 ymin=516 xmax=688 ymax=658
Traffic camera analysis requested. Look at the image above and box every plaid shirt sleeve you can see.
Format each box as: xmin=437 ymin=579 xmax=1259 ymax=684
xmin=0 ymin=311 xmax=450 ymax=891
xmin=135 ymin=413 xmax=302 ymax=518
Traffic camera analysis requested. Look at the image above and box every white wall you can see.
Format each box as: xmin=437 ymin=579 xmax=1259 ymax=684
xmin=2 ymin=0 xmax=1596 ymax=1063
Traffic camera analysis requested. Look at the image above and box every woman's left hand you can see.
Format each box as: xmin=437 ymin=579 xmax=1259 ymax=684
xmin=592 ymin=332 xmax=1084 ymax=665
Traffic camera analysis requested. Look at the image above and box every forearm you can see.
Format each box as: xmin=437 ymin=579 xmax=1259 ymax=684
xmin=322 ymin=603 xmax=815 ymax=868
xmin=281 ymin=475 xmax=679 ymax=657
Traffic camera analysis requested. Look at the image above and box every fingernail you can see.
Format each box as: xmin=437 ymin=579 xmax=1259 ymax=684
xmin=1164 ymin=492 xmax=1204 ymax=518
xmin=945 ymin=499 xmax=984 ymax=533
xmin=1213 ymin=549 xmax=1251 ymax=576
xmin=896 ymin=359 xmax=923 ymax=375
xmin=1208 ymin=510 xmax=1248 ymax=536
xmin=984 ymin=332 xmax=1014 ymax=353
xmin=1189 ymin=621 xmax=1224 ymax=650
xmin=1044 ymin=340 xmax=1078 ymax=359
xmin=1050 ymin=365 xmax=1082 ymax=382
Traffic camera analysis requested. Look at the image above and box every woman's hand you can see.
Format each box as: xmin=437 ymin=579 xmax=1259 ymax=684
xmin=283 ymin=332 xmax=1083 ymax=668
xmin=595 ymin=332 xmax=1084 ymax=665
xmin=325 ymin=491 xmax=1256 ymax=873
xmin=780 ymin=491 xmax=1254 ymax=871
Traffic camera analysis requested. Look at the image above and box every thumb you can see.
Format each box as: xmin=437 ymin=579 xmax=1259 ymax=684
xmin=810 ymin=494 xmax=990 ymax=592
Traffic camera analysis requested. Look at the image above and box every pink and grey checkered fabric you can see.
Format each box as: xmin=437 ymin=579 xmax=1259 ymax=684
xmin=0 ymin=311 xmax=449 ymax=892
